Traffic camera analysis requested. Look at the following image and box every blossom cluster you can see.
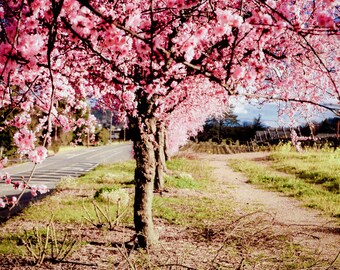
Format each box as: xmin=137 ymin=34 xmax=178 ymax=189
xmin=0 ymin=173 xmax=49 ymax=208
xmin=0 ymin=157 xmax=8 ymax=170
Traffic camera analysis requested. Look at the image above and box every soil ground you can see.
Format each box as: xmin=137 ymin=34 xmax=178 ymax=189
xmin=0 ymin=152 xmax=339 ymax=269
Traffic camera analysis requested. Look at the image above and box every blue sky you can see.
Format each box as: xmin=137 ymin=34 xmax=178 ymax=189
xmin=233 ymin=100 xmax=337 ymax=128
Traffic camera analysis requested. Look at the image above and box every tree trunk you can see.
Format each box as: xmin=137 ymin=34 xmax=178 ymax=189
xmin=164 ymin=124 xmax=169 ymax=161
xmin=154 ymin=121 xmax=167 ymax=192
xmin=131 ymin=116 xmax=158 ymax=248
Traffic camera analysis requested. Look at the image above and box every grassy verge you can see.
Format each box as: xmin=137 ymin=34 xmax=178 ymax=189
xmin=0 ymin=155 xmax=338 ymax=269
xmin=0 ymin=161 xmax=137 ymax=259
xmin=229 ymin=146 xmax=340 ymax=218
xmin=164 ymin=157 xmax=212 ymax=190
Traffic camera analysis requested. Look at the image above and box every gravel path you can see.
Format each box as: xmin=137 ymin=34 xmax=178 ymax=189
xmin=199 ymin=152 xmax=340 ymax=265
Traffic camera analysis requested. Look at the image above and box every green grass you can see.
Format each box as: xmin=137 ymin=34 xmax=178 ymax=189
xmin=229 ymin=148 xmax=340 ymax=218
xmin=153 ymin=196 xmax=233 ymax=227
xmin=0 ymin=161 xmax=137 ymax=257
xmin=0 ymin=234 xmax=25 ymax=256
xmin=165 ymin=158 xmax=212 ymax=190
xmin=10 ymin=161 xmax=136 ymax=225
xmin=11 ymin=159 xmax=214 ymax=227
xmin=269 ymin=149 xmax=340 ymax=194
xmin=58 ymin=161 xmax=136 ymax=191
xmin=20 ymin=196 xmax=129 ymax=224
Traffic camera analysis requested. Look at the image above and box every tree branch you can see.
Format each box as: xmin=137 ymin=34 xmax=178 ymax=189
xmin=243 ymin=93 xmax=340 ymax=116
xmin=61 ymin=17 xmax=125 ymax=85
xmin=157 ymin=46 xmax=235 ymax=95
xmin=75 ymin=0 xmax=147 ymax=42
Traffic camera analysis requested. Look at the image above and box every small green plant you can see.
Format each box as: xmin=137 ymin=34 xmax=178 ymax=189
xmin=21 ymin=216 xmax=79 ymax=265
xmin=56 ymin=175 xmax=77 ymax=190
xmin=153 ymin=196 xmax=233 ymax=227
xmin=94 ymin=187 xmax=130 ymax=205
xmin=165 ymin=158 xmax=211 ymax=190
xmin=274 ymin=142 xmax=293 ymax=153
xmin=95 ymin=173 xmax=116 ymax=184
xmin=164 ymin=171 xmax=197 ymax=189
xmin=77 ymin=161 xmax=135 ymax=189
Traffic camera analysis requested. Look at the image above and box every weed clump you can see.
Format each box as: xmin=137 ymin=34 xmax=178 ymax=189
xmin=94 ymin=187 xmax=129 ymax=206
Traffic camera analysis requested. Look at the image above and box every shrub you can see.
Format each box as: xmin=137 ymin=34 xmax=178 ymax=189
xmin=97 ymin=128 xmax=110 ymax=145
xmin=94 ymin=187 xmax=129 ymax=206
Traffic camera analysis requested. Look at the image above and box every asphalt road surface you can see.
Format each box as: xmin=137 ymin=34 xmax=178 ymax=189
xmin=0 ymin=142 xmax=132 ymax=220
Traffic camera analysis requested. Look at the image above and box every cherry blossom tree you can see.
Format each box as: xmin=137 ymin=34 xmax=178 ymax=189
xmin=1 ymin=0 xmax=339 ymax=247
xmin=154 ymin=76 xmax=231 ymax=191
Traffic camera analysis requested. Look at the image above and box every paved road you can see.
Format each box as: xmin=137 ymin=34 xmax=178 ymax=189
xmin=0 ymin=142 xmax=133 ymax=220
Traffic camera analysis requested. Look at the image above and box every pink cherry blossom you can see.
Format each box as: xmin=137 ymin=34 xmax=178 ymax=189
xmin=12 ymin=181 xmax=26 ymax=190
xmin=184 ymin=46 xmax=195 ymax=62
xmin=0 ymin=6 xmax=4 ymax=19
xmin=316 ymin=12 xmax=334 ymax=28
xmin=232 ymin=66 xmax=245 ymax=80
xmin=27 ymin=184 xmax=49 ymax=197
xmin=213 ymin=25 xmax=231 ymax=36
xmin=28 ymin=146 xmax=48 ymax=164
xmin=30 ymin=186 xmax=38 ymax=197
xmin=13 ymin=182 xmax=21 ymax=190
xmin=261 ymin=14 xmax=273 ymax=25
xmin=166 ymin=0 xmax=176 ymax=8
xmin=10 ymin=197 xmax=17 ymax=204
xmin=37 ymin=185 xmax=49 ymax=194
xmin=9 ymin=114 xmax=31 ymax=128
xmin=4 ymin=173 xmax=12 ymax=184
xmin=13 ymin=129 xmax=36 ymax=153
xmin=194 ymin=28 xmax=208 ymax=39
xmin=0 ymin=199 xmax=5 ymax=208
xmin=0 ymin=157 xmax=7 ymax=169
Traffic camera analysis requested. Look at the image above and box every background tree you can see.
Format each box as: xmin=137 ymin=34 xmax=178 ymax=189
xmin=249 ymin=114 xmax=266 ymax=138
xmin=197 ymin=108 xmax=239 ymax=143
xmin=0 ymin=107 xmax=21 ymax=157
xmin=1 ymin=0 xmax=339 ymax=248
xmin=96 ymin=127 xmax=110 ymax=145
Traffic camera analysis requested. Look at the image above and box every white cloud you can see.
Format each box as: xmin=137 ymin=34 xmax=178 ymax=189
xmin=231 ymin=96 xmax=248 ymax=115
xmin=233 ymin=104 xmax=248 ymax=115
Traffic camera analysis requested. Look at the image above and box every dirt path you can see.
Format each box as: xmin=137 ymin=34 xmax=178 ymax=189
xmin=198 ymin=152 xmax=340 ymax=264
